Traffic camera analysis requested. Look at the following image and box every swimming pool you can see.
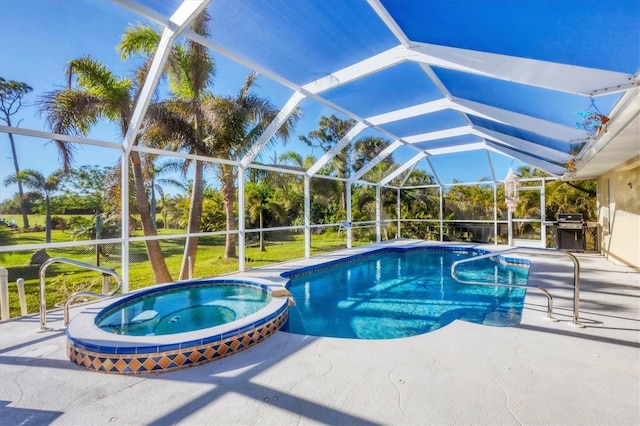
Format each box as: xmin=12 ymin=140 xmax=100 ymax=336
xmin=283 ymin=247 xmax=529 ymax=339
xmin=64 ymin=245 xmax=529 ymax=373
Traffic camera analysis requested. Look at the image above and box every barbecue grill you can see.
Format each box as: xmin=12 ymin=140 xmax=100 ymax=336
xmin=555 ymin=213 xmax=586 ymax=251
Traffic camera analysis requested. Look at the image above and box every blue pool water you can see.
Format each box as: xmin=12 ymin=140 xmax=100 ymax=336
xmin=96 ymin=283 xmax=270 ymax=336
xmin=284 ymin=248 xmax=528 ymax=339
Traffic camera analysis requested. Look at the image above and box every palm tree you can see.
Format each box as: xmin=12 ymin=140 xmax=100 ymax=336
xmin=4 ymin=169 xmax=63 ymax=243
xmin=353 ymin=136 xmax=393 ymax=173
xmin=279 ymin=150 xmax=342 ymax=225
xmin=278 ymin=151 xmax=313 ymax=170
xmin=141 ymin=156 xmax=186 ymax=230
xmin=545 ymin=179 xmax=596 ymax=221
xmin=119 ymin=12 xmax=214 ymax=279
xmin=245 ymin=181 xmax=274 ymax=251
xmin=157 ymin=186 xmax=172 ymax=229
xmin=202 ymin=72 xmax=301 ymax=258
xmin=38 ymin=57 xmax=173 ymax=283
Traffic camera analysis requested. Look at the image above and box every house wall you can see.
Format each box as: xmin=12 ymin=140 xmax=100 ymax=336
xmin=597 ymin=156 xmax=640 ymax=268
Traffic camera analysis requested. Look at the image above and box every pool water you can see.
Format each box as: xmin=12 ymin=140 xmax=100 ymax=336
xmin=96 ymin=284 xmax=270 ymax=336
xmin=285 ymin=249 xmax=528 ymax=339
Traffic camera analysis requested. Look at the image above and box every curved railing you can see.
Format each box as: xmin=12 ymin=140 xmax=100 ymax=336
xmin=451 ymin=247 xmax=581 ymax=326
xmin=39 ymin=257 xmax=122 ymax=330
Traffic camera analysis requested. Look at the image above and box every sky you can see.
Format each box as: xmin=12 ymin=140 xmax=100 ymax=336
xmin=3 ymin=0 xmax=625 ymax=203
xmin=0 ymin=0 xmax=336 ymax=202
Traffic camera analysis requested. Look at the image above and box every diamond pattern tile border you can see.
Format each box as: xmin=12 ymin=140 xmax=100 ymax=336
xmin=67 ymin=309 xmax=288 ymax=374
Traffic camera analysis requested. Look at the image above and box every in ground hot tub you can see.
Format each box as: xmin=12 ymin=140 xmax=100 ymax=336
xmin=66 ymin=279 xmax=289 ymax=374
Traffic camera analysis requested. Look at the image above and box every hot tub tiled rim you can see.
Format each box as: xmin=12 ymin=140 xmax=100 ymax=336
xmin=66 ymin=279 xmax=290 ymax=373
xmin=67 ymin=306 xmax=289 ymax=374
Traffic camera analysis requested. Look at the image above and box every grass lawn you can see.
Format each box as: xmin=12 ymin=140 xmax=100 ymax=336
xmin=1 ymin=224 xmax=374 ymax=318
xmin=1 ymin=214 xmax=51 ymax=228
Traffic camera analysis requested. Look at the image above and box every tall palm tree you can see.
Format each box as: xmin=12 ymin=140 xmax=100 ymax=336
xmin=202 ymin=72 xmax=301 ymax=258
xmin=4 ymin=169 xmax=63 ymax=243
xmin=141 ymin=156 xmax=186 ymax=230
xmin=38 ymin=57 xmax=173 ymax=283
xmin=245 ymin=181 xmax=269 ymax=251
xmin=119 ymin=12 xmax=214 ymax=279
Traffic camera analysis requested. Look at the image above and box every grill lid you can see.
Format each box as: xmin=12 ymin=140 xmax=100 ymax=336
xmin=556 ymin=213 xmax=584 ymax=223
xmin=556 ymin=223 xmax=585 ymax=229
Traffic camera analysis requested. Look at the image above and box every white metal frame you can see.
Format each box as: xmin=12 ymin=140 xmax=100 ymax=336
xmin=2 ymin=0 xmax=637 ymax=292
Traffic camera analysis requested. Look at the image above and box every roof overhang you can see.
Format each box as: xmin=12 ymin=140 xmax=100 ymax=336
xmin=572 ymin=89 xmax=640 ymax=179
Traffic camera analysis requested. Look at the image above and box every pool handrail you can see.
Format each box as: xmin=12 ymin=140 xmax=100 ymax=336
xmin=39 ymin=257 xmax=122 ymax=330
xmin=450 ymin=247 xmax=581 ymax=326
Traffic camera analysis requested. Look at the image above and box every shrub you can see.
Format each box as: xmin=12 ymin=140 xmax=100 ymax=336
xmin=51 ymin=216 xmax=68 ymax=230
xmin=0 ymin=226 xmax=14 ymax=248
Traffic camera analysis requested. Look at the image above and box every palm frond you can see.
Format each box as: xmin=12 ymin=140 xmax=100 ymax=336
xmin=117 ymin=23 xmax=161 ymax=60
xmin=144 ymin=101 xmax=203 ymax=151
xmin=67 ymin=57 xmax=132 ymax=102
xmin=38 ymin=89 xmax=101 ymax=135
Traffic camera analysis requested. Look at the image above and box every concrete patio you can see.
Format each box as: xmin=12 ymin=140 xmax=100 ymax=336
xmin=1 ymin=244 xmax=638 ymax=425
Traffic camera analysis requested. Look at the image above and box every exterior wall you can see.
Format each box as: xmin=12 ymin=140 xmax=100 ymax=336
xmin=597 ymin=156 xmax=640 ymax=268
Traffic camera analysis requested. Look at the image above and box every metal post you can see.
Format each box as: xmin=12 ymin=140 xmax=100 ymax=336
xmin=504 ymin=168 xmax=520 ymax=248
xmin=304 ymin=176 xmax=311 ymax=257
xmin=493 ymin=183 xmax=498 ymax=245
xmin=565 ymin=251 xmax=584 ymax=327
xmin=541 ymin=179 xmax=547 ymax=248
xmin=17 ymin=278 xmax=28 ymax=316
xmin=0 ymin=267 xmax=9 ymax=320
xmin=238 ymin=165 xmax=246 ymax=272
xmin=397 ymin=188 xmax=401 ymax=239
xmin=346 ymin=183 xmax=352 ymax=248
xmin=120 ymin=152 xmax=130 ymax=293
xmin=95 ymin=210 xmax=102 ymax=267
xmin=375 ymin=185 xmax=381 ymax=243
xmin=101 ymin=274 xmax=110 ymax=294
xmin=439 ymin=186 xmax=444 ymax=242
xmin=508 ymin=209 xmax=513 ymax=247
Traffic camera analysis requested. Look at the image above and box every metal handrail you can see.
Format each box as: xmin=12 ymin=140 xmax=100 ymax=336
xmin=39 ymin=257 xmax=122 ymax=330
xmin=450 ymin=247 xmax=581 ymax=326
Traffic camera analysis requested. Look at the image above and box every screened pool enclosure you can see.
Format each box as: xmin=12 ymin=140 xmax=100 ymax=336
xmin=1 ymin=0 xmax=638 ymax=294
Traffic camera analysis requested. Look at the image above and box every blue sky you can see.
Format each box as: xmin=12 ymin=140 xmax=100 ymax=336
xmin=4 ymin=0 xmax=633 ymax=203
xmin=0 ymin=0 xmax=338 ymax=202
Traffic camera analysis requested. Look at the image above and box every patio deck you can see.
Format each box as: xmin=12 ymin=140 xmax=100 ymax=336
xmin=1 ymin=242 xmax=638 ymax=425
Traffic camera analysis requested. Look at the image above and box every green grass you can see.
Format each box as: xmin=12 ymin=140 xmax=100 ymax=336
xmin=2 ymin=214 xmax=50 ymax=227
xmin=1 ymin=227 xmax=374 ymax=318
